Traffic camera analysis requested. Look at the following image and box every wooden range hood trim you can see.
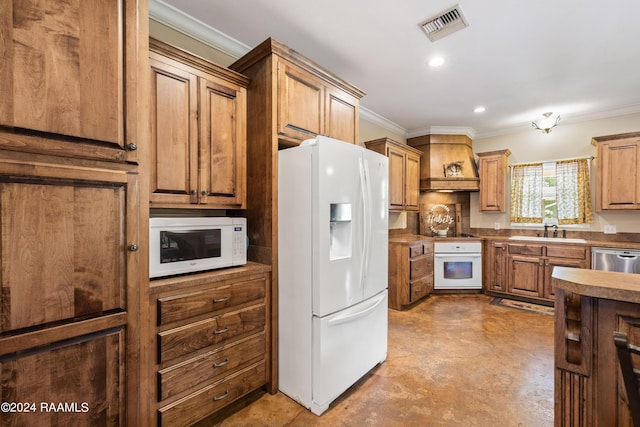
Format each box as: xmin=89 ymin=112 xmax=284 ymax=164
xmin=407 ymin=134 xmax=480 ymax=192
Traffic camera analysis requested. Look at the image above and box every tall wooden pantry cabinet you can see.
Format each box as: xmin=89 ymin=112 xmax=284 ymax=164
xmin=229 ymin=37 xmax=365 ymax=389
xmin=0 ymin=1 xmax=149 ymax=425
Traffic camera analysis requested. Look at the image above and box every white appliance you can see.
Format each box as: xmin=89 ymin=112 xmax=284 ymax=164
xmin=434 ymin=240 xmax=483 ymax=289
xmin=278 ymin=136 xmax=389 ymax=415
xmin=149 ymin=217 xmax=247 ymax=278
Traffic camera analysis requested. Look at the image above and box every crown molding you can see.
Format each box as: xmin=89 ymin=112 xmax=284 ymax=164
xmin=149 ymin=0 xmax=250 ymax=58
xmin=359 ymin=107 xmax=407 ymax=138
xmin=407 ymin=126 xmax=476 ymax=139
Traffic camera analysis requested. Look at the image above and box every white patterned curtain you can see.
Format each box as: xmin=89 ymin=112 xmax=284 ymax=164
xmin=510 ymin=163 xmax=543 ymax=223
xmin=556 ymin=159 xmax=593 ymax=224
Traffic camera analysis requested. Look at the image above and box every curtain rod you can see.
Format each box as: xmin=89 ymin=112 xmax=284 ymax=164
xmin=508 ymin=155 xmax=594 ymax=168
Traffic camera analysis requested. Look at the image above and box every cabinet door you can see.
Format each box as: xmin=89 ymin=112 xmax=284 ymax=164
xmin=277 ymin=60 xmax=323 ymax=145
xmin=507 ymin=255 xmax=543 ymax=298
xmin=599 ymin=139 xmax=640 ymax=210
xmin=479 ymin=155 xmax=502 ymax=211
xmin=325 ymin=88 xmax=359 ymax=144
xmin=0 ymin=1 xmax=124 ymax=149
xmin=0 ymin=156 xmax=133 ymax=332
xmin=199 ymin=76 xmax=247 ymax=208
xmin=543 ymin=257 xmax=586 ymax=300
xmin=387 ymin=146 xmax=406 ymax=211
xmin=0 ymin=327 xmax=124 ymax=426
xmin=149 ymin=57 xmax=199 ymax=206
xmin=486 ymin=241 xmax=508 ymax=292
xmin=404 ymin=153 xmax=420 ymax=211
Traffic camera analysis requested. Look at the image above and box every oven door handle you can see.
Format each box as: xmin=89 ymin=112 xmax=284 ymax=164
xmin=434 ymin=253 xmax=481 ymax=258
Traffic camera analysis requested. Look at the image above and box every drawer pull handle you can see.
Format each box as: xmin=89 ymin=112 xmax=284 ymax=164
xmin=214 ymin=327 xmax=229 ymax=335
xmin=213 ymin=296 xmax=230 ymax=303
xmin=213 ymin=391 xmax=229 ymax=401
xmin=213 ymin=358 xmax=230 ymax=368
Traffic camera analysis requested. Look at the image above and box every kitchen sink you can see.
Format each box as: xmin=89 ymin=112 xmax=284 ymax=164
xmin=508 ymin=236 xmax=587 ymax=244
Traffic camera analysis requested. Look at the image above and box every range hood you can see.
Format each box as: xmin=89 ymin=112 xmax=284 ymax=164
xmin=407 ymin=134 xmax=479 ymax=191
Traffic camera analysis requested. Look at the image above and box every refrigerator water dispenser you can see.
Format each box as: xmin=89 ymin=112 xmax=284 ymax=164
xmin=329 ymin=203 xmax=352 ymax=260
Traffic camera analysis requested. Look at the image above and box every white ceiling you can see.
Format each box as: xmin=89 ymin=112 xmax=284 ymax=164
xmin=152 ymin=0 xmax=640 ymax=138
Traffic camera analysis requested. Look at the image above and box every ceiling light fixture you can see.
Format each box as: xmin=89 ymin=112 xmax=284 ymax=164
xmin=532 ymin=112 xmax=560 ymax=134
xmin=473 ymin=106 xmax=486 ymax=113
xmin=428 ymin=57 xmax=445 ymax=67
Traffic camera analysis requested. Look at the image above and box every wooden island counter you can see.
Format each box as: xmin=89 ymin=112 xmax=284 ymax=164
xmin=552 ymin=267 xmax=640 ymax=426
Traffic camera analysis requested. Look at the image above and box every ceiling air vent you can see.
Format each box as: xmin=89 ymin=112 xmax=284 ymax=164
xmin=419 ymin=5 xmax=469 ymax=42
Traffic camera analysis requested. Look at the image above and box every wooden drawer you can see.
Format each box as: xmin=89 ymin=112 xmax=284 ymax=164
xmin=410 ymin=277 xmax=432 ymax=302
xmin=158 ymin=361 xmax=266 ymax=427
xmin=546 ymin=245 xmax=587 ymax=260
xmin=409 ymin=243 xmax=424 ymax=258
xmin=158 ymin=305 xmax=265 ymax=363
xmin=158 ymin=333 xmax=266 ymax=401
xmin=157 ymin=278 xmax=265 ymax=326
xmin=423 ymin=243 xmax=433 ymax=256
xmin=410 ymin=256 xmax=429 ymax=279
xmin=508 ymin=244 xmax=543 ymax=256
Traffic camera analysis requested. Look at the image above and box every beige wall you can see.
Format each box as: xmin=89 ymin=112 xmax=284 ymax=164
xmin=359 ymin=118 xmax=406 ymax=145
xmin=471 ymin=112 xmax=640 ymax=233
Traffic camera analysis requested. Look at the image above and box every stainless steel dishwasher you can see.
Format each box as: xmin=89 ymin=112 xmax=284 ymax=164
xmin=591 ymin=247 xmax=640 ymax=274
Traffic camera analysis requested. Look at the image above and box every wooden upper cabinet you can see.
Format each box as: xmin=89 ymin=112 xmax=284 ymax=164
xmin=149 ymin=39 xmax=248 ymax=209
xmin=593 ymin=132 xmax=640 ymax=210
xmin=477 ymin=149 xmax=511 ymax=212
xmin=325 ymin=87 xmax=359 ymax=144
xmin=365 ymin=138 xmax=422 ymax=212
xmin=277 ymin=59 xmax=324 ymax=144
xmin=0 ymin=0 xmax=139 ymax=162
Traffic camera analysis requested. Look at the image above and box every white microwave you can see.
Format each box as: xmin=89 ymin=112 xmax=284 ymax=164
xmin=149 ymin=217 xmax=247 ymax=279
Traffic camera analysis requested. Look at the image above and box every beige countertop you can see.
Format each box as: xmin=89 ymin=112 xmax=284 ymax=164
xmin=552 ymin=266 xmax=640 ymax=304
xmin=477 ymin=235 xmax=640 ymax=250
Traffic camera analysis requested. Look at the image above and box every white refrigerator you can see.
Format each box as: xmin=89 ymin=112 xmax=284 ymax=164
xmin=278 ymin=136 xmax=389 ymax=415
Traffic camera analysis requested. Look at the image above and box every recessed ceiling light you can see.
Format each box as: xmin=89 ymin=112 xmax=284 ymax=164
xmin=474 ymin=106 xmax=486 ymax=113
xmin=428 ymin=57 xmax=445 ymax=67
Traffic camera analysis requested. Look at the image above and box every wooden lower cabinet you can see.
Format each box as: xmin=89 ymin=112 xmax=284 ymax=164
xmin=0 ymin=151 xmax=137 ymax=426
xmin=0 ymin=324 xmax=125 ymax=426
xmin=388 ymin=235 xmax=434 ymax=310
xmin=484 ymin=240 xmax=508 ymax=292
xmin=484 ymin=239 xmax=587 ymax=303
xmin=150 ymin=263 xmax=271 ymax=426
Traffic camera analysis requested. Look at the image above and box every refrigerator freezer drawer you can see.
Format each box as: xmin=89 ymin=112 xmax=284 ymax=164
xmin=311 ymin=290 xmax=388 ymax=415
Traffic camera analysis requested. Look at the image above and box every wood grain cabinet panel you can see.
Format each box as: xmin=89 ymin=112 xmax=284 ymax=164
xmin=388 ymin=236 xmax=433 ymax=310
xmin=277 ymin=59 xmax=324 ymax=144
xmin=365 ymin=138 xmax=422 ymax=212
xmin=477 ymin=150 xmax=510 ymax=212
xmin=593 ymin=132 xmax=640 ymax=210
xmin=0 ymin=327 xmax=125 ymax=426
xmin=486 ymin=240 xmax=587 ymax=303
xmin=151 ymin=265 xmax=271 ymax=425
xmin=0 ymin=157 xmax=134 ymax=333
xmin=325 ymin=87 xmax=359 ymax=144
xmin=149 ymin=39 xmax=248 ymax=209
xmin=0 ymin=0 xmax=143 ymax=163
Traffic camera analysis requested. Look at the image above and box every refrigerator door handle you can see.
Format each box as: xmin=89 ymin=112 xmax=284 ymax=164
xmin=358 ymin=157 xmax=371 ymax=291
xmin=327 ymin=292 xmax=386 ymax=327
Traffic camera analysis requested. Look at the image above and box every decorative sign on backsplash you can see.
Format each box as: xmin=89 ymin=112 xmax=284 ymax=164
xmin=419 ymin=203 xmax=462 ymax=237
xmin=426 ymin=204 xmax=455 ymax=236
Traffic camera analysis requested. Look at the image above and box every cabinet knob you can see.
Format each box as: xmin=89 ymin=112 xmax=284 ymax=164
xmin=190 ymin=190 xmax=197 ymax=196
xmin=128 ymin=243 xmax=138 ymax=252
xmin=127 ymin=142 xmax=137 ymax=151
xmin=201 ymin=190 xmax=209 ymax=196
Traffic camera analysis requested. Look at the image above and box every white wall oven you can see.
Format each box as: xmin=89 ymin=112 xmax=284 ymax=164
xmin=434 ymin=241 xmax=482 ymax=289
xmin=149 ymin=217 xmax=247 ymax=278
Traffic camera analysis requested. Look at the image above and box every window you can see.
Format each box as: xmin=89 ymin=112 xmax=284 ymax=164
xmin=510 ymin=158 xmax=593 ymax=225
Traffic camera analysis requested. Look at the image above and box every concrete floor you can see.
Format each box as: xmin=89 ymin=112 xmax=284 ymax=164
xmin=214 ymin=294 xmax=554 ymax=426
